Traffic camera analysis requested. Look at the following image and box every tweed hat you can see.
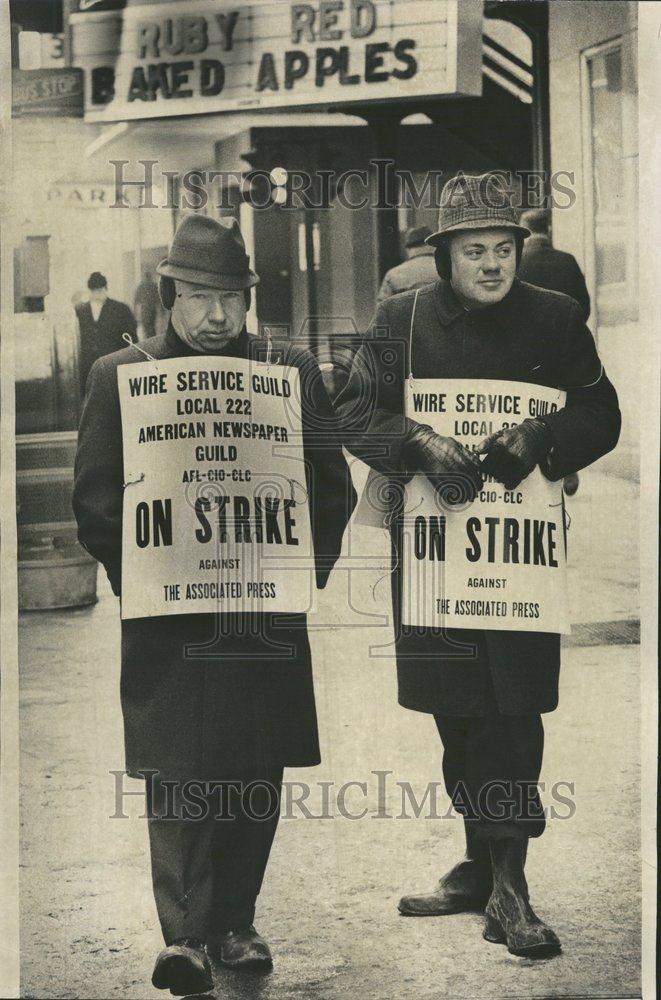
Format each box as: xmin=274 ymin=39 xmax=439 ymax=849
xmin=157 ymin=214 xmax=259 ymax=290
xmin=426 ymin=172 xmax=530 ymax=246
xmin=405 ymin=224 xmax=433 ymax=248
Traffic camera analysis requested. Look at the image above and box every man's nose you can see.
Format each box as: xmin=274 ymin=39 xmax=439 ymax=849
xmin=208 ymin=298 xmax=226 ymax=323
xmin=481 ymin=254 xmax=501 ymax=273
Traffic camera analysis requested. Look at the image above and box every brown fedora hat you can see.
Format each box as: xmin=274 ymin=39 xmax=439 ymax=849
xmin=426 ymin=172 xmax=530 ymax=246
xmin=157 ymin=214 xmax=259 ymax=291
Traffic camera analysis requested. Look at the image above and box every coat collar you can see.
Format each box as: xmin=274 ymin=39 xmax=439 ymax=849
xmin=433 ymin=277 xmax=524 ymax=331
xmin=82 ymin=298 xmax=110 ymax=321
xmin=433 ymin=280 xmax=464 ymax=325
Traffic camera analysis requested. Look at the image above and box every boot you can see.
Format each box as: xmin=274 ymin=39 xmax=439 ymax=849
xmin=398 ymin=821 xmax=492 ymax=915
xmin=484 ymin=837 xmax=561 ymax=958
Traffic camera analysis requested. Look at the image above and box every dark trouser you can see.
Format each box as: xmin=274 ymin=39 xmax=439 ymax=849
xmin=434 ymin=703 xmax=545 ymax=841
xmin=145 ymin=770 xmax=283 ymax=944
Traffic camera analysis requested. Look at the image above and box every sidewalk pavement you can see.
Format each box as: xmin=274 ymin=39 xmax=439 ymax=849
xmin=18 ymin=467 xmax=641 ymax=999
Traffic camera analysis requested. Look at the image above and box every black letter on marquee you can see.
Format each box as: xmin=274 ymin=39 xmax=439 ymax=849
xmin=392 ymin=39 xmax=417 ymax=80
xmin=200 ymin=59 xmax=225 ymax=96
xmin=147 ymin=63 xmax=172 ymax=100
xmin=351 ymin=0 xmax=377 ymax=38
xmin=91 ymin=65 xmax=115 ymax=105
xmin=215 ymin=12 xmax=240 ymax=52
xmin=256 ymin=52 xmax=279 ymax=92
xmin=365 ymin=42 xmax=390 ymax=83
xmin=171 ymin=60 xmax=194 ymax=99
xmin=127 ymin=66 xmax=149 ymax=102
xmin=315 ymin=47 xmax=341 ymax=87
xmin=291 ymin=4 xmax=316 ymax=44
xmin=338 ymin=45 xmax=361 ymax=85
xmin=284 ymin=50 xmax=309 ymax=89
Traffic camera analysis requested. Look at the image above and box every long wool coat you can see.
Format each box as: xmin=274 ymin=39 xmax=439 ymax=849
xmin=518 ymin=234 xmax=591 ymax=320
xmin=335 ymin=278 xmax=621 ymax=717
xmin=73 ymin=325 xmax=356 ymax=779
xmin=76 ymin=297 xmax=137 ymax=391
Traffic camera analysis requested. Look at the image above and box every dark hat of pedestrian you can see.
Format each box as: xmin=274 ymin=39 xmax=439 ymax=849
xmin=405 ymin=224 xmax=433 ymax=248
xmin=87 ymin=271 xmax=107 ymax=290
xmin=157 ymin=214 xmax=259 ymax=292
xmin=519 ymin=207 xmax=551 ymax=235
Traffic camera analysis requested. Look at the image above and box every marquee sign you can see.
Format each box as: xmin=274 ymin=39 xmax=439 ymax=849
xmin=69 ymin=0 xmax=483 ymax=122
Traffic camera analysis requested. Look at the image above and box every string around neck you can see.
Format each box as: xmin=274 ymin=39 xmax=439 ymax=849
xmin=408 ymin=287 xmax=421 ymax=381
xmin=123 ymin=333 xmax=156 ymax=362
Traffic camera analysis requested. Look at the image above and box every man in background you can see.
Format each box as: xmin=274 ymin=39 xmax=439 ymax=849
xmin=519 ymin=208 xmax=589 ymax=494
xmin=76 ymin=272 xmax=136 ymax=393
xmin=518 ymin=208 xmax=591 ymax=320
xmin=133 ymin=268 xmax=161 ymax=339
xmin=377 ymin=225 xmax=438 ymax=302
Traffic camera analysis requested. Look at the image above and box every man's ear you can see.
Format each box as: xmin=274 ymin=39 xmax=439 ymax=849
xmin=515 ymin=233 xmax=525 ymax=270
xmin=434 ymin=245 xmax=451 ymax=280
xmin=159 ymin=277 xmax=176 ymax=310
xmin=244 ymin=288 xmax=252 ymax=311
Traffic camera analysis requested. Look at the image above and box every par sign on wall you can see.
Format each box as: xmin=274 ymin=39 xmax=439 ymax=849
xmin=69 ymin=0 xmax=483 ymax=121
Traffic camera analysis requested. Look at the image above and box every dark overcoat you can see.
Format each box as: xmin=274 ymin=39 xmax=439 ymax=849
xmin=73 ymin=325 xmax=356 ymax=779
xmin=76 ymin=297 xmax=138 ymax=390
xmin=518 ymin=234 xmax=591 ymax=320
xmin=335 ymin=278 xmax=620 ymax=717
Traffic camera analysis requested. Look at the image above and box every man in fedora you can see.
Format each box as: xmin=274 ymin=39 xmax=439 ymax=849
xmin=336 ymin=172 xmax=620 ymax=957
xmin=74 ymin=214 xmax=355 ymax=994
xmin=377 ymin=224 xmax=438 ymax=302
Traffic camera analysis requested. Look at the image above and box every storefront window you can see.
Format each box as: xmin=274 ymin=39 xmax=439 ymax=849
xmin=585 ymin=38 xmax=638 ymax=325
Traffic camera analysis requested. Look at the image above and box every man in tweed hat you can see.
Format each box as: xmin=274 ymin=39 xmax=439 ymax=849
xmin=74 ymin=214 xmax=355 ymax=993
xmin=336 ymin=172 xmax=620 ymax=958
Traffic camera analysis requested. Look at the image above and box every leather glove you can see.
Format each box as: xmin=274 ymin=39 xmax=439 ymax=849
xmin=404 ymin=424 xmax=483 ymax=504
xmin=477 ymin=418 xmax=554 ymax=490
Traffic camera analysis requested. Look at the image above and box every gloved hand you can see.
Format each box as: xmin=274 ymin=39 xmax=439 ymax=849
xmin=404 ymin=424 xmax=483 ymax=504
xmin=477 ymin=418 xmax=554 ymax=490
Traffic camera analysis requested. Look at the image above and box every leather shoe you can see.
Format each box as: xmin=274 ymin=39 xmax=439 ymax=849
xmin=209 ymin=925 xmax=273 ymax=969
xmin=399 ymin=820 xmax=492 ymax=916
xmin=398 ymin=858 xmax=492 ymax=915
xmin=151 ymin=937 xmax=213 ymax=996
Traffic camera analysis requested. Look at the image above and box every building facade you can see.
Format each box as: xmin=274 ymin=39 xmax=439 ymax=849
xmin=548 ymin=1 xmax=638 ymax=478
xmin=11 ymin=0 xmax=639 ymax=481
